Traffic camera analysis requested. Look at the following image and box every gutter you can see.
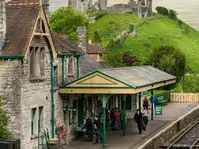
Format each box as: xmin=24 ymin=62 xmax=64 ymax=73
xmin=0 ymin=55 xmax=24 ymax=59
xmin=50 ymin=53 xmax=55 ymax=138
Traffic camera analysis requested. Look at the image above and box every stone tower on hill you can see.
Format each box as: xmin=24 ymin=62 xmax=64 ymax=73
xmin=68 ymin=0 xmax=107 ymax=11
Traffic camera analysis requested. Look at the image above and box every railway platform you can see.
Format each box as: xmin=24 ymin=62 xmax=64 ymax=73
xmin=63 ymin=103 xmax=198 ymax=149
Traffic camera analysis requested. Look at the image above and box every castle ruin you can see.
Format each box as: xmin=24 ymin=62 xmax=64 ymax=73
xmin=68 ymin=0 xmax=152 ymax=17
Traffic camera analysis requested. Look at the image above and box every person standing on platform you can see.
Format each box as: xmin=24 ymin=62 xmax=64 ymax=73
xmin=134 ymin=110 xmax=143 ymax=134
xmin=143 ymin=97 xmax=149 ymax=114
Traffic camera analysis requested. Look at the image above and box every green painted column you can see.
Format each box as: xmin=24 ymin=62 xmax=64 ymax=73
xmin=76 ymin=56 xmax=80 ymax=79
xmin=151 ymin=90 xmax=154 ymax=120
xmin=102 ymin=95 xmax=107 ymax=148
xmin=61 ymin=56 xmax=65 ymax=85
xmin=122 ymin=95 xmax=127 ymax=136
xmin=50 ymin=53 xmax=55 ymax=138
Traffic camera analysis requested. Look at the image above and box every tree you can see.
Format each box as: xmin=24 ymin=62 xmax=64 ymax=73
xmin=155 ymin=6 xmax=169 ymax=16
xmin=122 ymin=51 xmax=140 ymax=66
xmin=148 ymin=46 xmax=186 ymax=80
xmin=169 ymin=9 xmax=177 ymax=19
xmin=0 ymin=98 xmax=10 ymax=139
xmin=49 ymin=6 xmax=88 ymax=42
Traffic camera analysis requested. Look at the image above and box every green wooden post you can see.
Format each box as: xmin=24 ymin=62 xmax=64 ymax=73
xmin=102 ymin=95 xmax=107 ymax=148
xmin=122 ymin=95 xmax=127 ymax=136
xmin=151 ymin=90 xmax=154 ymax=120
xmin=61 ymin=56 xmax=65 ymax=85
xmin=76 ymin=56 xmax=80 ymax=79
xmin=50 ymin=53 xmax=55 ymax=138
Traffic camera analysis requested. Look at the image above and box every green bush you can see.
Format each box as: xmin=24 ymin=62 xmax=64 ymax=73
xmin=93 ymin=31 xmax=101 ymax=43
xmin=49 ymin=6 xmax=88 ymax=42
xmin=169 ymin=9 xmax=177 ymax=19
xmin=129 ymin=24 xmax=135 ymax=33
xmin=0 ymin=98 xmax=10 ymax=139
xmin=122 ymin=51 xmax=140 ymax=66
xmin=155 ymin=6 xmax=169 ymax=16
xmin=173 ymin=74 xmax=199 ymax=93
xmin=95 ymin=12 xmax=107 ymax=20
xmin=148 ymin=46 xmax=186 ymax=81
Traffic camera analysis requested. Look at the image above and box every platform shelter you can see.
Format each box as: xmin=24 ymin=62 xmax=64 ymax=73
xmin=58 ymin=66 xmax=176 ymax=148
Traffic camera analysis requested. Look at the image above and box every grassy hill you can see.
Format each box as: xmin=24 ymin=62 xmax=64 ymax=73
xmin=88 ymin=14 xmax=199 ymax=73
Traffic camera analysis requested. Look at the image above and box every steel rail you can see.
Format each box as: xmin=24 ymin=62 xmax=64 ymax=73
xmin=167 ymin=120 xmax=199 ymax=149
xmin=190 ymin=138 xmax=199 ymax=149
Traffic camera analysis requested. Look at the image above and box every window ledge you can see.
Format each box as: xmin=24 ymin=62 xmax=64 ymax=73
xmin=29 ymin=77 xmax=46 ymax=82
xmin=67 ymin=74 xmax=74 ymax=77
xmin=31 ymin=134 xmax=38 ymax=140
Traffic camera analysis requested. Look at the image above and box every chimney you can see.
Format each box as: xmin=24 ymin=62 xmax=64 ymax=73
xmin=0 ymin=0 xmax=6 ymax=51
xmin=42 ymin=0 xmax=50 ymax=19
xmin=76 ymin=26 xmax=87 ymax=52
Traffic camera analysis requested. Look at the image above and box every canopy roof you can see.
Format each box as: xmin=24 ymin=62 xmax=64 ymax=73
xmin=58 ymin=66 xmax=176 ymax=94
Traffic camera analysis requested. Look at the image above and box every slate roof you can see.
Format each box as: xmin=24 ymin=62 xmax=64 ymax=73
xmin=80 ymin=54 xmax=105 ymax=76
xmin=51 ymin=31 xmax=84 ymax=56
xmin=1 ymin=2 xmax=39 ymax=56
xmin=99 ymin=66 xmax=176 ymax=88
xmin=87 ymin=44 xmax=103 ymax=54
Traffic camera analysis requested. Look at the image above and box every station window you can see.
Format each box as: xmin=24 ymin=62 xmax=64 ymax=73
xmin=38 ymin=106 xmax=44 ymax=133
xmin=29 ymin=47 xmax=45 ymax=80
xmin=31 ymin=108 xmax=37 ymax=135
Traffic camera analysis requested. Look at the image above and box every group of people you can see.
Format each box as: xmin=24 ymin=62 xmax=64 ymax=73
xmin=82 ymin=98 xmax=150 ymax=142
xmin=83 ymin=116 xmax=101 ymax=143
xmin=110 ymin=107 xmax=121 ymax=130
xmin=82 ymin=107 xmax=122 ymax=143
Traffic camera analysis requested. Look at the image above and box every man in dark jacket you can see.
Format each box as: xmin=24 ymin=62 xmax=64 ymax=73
xmin=85 ymin=118 xmax=93 ymax=141
xmin=134 ymin=110 xmax=143 ymax=134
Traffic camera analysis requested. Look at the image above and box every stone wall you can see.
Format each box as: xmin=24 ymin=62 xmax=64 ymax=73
xmin=138 ymin=105 xmax=199 ymax=149
xmin=107 ymin=4 xmax=132 ymax=14
xmin=0 ymin=59 xmax=22 ymax=138
xmin=20 ymin=47 xmax=52 ymax=149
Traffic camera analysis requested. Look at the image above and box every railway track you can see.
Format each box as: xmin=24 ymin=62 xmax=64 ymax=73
xmin=163 ymin=120 xmax=199 ymax=149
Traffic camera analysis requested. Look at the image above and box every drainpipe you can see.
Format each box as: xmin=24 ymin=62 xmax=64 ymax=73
xmin=76 ymin=55 xmax=80 ymax=78
xmin=61 ymin=56 xmax=65 ymax=85
xmin=50 ymin=53 xmax=55 ymax=138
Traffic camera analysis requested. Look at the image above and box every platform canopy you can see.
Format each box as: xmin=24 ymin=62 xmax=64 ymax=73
xmin=58 ymin=66 xmax=176 ymax=94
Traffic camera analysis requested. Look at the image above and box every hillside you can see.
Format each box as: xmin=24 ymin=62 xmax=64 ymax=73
xmin=88 ymin=14 xmax=199 ymax=73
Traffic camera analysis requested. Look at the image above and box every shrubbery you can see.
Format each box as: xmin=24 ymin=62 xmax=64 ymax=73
xmin=129 ymin=24 xmax=135 ymax=33
xmin=169 ymin=9 xmax=177 ymax=19
xmin=148 ymin=46 xmax=186 ymax=80
xmin=122 ymin=51 xmax=140 ymax=66
xmin=93 ymin=31 xmax=102 ymax=43
xmin=156 ymin=7 xmax=177 ymax=20
xmin=0 ymin=98 xmax=10 ymax=139
xmin=155 ymin=6 xmax=169 ymax=16
xmin=173 ymin=74 xmax=199 ymax=93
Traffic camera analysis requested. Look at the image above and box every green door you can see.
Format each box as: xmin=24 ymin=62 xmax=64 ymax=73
xmin=78 ymin=99 xmax=84 ymax=125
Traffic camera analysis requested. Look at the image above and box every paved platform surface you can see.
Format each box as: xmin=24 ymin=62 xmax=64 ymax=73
xmin=63 ymin=103 xmax=198 ymax=149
